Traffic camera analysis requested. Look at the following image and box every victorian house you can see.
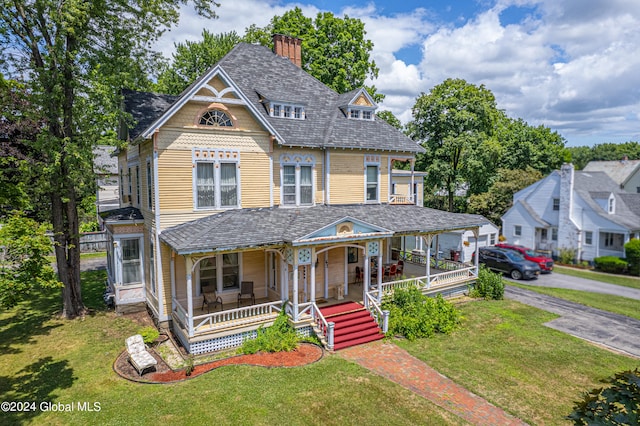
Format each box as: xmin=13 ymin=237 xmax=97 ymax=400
xmin=102 ymin=36 xmax=488 ymax=353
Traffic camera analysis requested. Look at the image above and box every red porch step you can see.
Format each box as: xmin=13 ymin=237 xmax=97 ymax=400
xmin=319 ymin=303 xmax=384 ymax=351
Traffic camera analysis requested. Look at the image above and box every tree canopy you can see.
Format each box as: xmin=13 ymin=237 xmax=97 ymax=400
xmin=157 ymin=7 xmax=381 ymax=99
xmin=567 ymin=141 xmax=640 ymax=170
xmin=408 ymin=78 xmax=501 ymax=212
xmin=0 ymin=0 xmax=220 ymax=318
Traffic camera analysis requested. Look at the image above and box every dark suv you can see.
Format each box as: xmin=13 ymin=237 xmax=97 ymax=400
xmin=478 ymin=247 xmax=541 ymax=280
xmin=495 ymin=243 xmax=554 ymax=273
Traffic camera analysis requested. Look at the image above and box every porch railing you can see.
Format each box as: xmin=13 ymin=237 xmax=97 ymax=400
xmin=393 ymin=249 xmax=470 ymax=270
xmin=364 ymin=291 xmax=389 ymax=333
xmin=389 ymin=194 xmax=412 ymax=205
xmin=310 ymin=303 xmax=334 ymax=350
xmin=428 ymin=266 xmax=476 ymax=288
xmin=171 ymin=299 xmax=285 ymax=337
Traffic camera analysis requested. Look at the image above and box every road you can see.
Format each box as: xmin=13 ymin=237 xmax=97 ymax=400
xmin=504 ymin=272 xmax=640 ymax=358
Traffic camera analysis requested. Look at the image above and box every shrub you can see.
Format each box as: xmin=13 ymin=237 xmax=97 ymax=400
xmin=593 ymin=256 xmax=628 ymax=274
xmin=558 ymin=247 xmax=577 ymax=265
xmin=471 ymin=266 xmax=504 ymax=300
xmin=239 ymin=308 xmax=299 ymax=354
xmin=138 ymin=326 xmax=160 ymax=345
xmin=625 ymin=239 xmax=640 ymax=276
xmin=382 ymin=287 xmax=461 ymax=341
xmin=567 ymin=368 xmax=640 ymax=425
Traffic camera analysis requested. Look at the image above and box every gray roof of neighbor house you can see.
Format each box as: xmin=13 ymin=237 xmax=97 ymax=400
xmin=100 ymin=206 xmax=144 ymax=222
xmin=123 ymin=43 xmax=424 ymax=154
xmin=574 ymin=171 xmax=640 ymax=230
xmin=93 ymin=145 xmax=119 ymax=175
xmin=160 ymin=204 xmax=489 ymax=254
xmin=583 ymin=159 xmax=640 ymax=186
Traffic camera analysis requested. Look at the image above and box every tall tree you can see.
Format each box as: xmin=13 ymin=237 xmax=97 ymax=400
xmin=567 ymin=141 xmax=640 ymax=169
xmin=497 ymin=117 xmax=567 ymax=174
xmin=408 ymin=78 xmax=501 ymax=212
xmin=155 ymin=30 xmax=241 ymax=95
xmin=160 ymin=7 xmax=381 ymax=99
xmin=376 ymin=110 xmax=403 ymax=129
xmin=0 ymin=0 xmax=220 ymax=318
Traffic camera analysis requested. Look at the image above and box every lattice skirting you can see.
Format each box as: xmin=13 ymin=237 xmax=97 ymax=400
xmin=175 ymin=324 xmax=316 ymax=355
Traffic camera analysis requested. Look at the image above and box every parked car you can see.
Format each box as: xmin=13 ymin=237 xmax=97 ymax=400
xmin=478 ymin=247 xmax=541 ymax=280
xmin=495 ymin=243 xmax=554 ymax=273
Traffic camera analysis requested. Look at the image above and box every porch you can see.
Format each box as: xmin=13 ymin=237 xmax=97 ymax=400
xmin=170 ymin=258 xmax=477 ymax=354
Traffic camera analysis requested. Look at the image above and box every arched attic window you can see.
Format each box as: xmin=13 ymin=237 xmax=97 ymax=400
xmin=199 ymin=109 xmax=233 ymax=127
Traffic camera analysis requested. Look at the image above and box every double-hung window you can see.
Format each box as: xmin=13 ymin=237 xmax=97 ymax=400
xmin=135 ymin=165 xmax=141 ymax=205
xmin=366 ymin=165 xmax=379 ymax=202
xmin=280 ymin=156 xmax=315 ymax=206
xmin=146 ymin=159 xmax=153 ymax=209
xmin=121 ymin=238 xmax=142 ymax=285
xmin=194 ymin=149 xmax=240 ymax=210
xmin=198 ymin=253 xmax=240 ymax=292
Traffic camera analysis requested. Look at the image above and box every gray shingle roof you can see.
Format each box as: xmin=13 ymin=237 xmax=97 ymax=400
xmin=122 ymin=89 xmax=178 ymax=140
xmin=583 ymin=159 xmax=640 ymax=185
xmin=100 ymin=206 xmax=144 ymax=222
xmin=159 ymin=204 xmax=489 ymax=254
xmin=123 ymin=43 xmax=424 ymax=153
xmin=574 ymin=171 xmax=640 ymax=230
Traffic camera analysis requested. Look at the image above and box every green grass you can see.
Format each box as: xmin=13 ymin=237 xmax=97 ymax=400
xmin=46 ymin=252 xmax=107 ymax=263
xmin=0 ymin=270 xmax=464 ymax=426
xmin=555 ymin=265 xmax=640 ymax=290
xmin=395 ymin=300 xmax=639 ymax=425
xmin=508 ymin=282 xmax=640 ymax=321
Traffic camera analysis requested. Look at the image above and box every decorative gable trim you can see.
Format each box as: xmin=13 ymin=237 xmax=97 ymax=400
xmin=139 ymin=65 xmax=285 ymax=143
xmin=294 ymin=216 xmax=392 ymax=245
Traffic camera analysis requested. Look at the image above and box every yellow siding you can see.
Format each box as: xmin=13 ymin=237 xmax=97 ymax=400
xmin=241 ymin=251 xmax=266 ymax=298
xmin=240 ymin=151 xmax=271 ymax=208
xmin=157 ymin=149 xmax=193 ymax=212
xmin=329 ymin=151 xmax=364 ymax=204
xmin=160 ymin=242 xmax=174 ymax=315
xmin=163 ymin=102 xmax=265 ymax=134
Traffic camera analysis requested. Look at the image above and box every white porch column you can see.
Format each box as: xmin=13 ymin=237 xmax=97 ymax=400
xmin=377 ymin=240 xmax=383 ymax=304
xmin=310 ymin=248 xmax=316 ymax=303
xmin=292 ymin=249 xmax=299 ymax=321
xmin=343 ymin=247 xmax=349 ymax=296
xmin=473 ymin=228 xmax=480 ymax=274
xmin=363 ymin=249 xmax=370 ymax=307
xmin=282 ymin=258 xmax=289 ymax=302
xmin=425 ymin=235 xmax=433 ymax=285
xmin=410 ymin=159 xmax=415 ymax=204
xmin=324 ymin=252 xmax=329 ymax=299
xmin=170 ymin=251 xmax=176 ymax=312
xmin=185 ymin=256 xmax=194 ymax=337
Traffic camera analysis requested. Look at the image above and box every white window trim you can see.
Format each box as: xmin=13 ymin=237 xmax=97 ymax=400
xmin=149 ymin=238 xmax=156 ymax=295
xmin=347 ymin=107 xmax=375 ymax=121
xmin=113 ymin=234 xmax=145 ymax=287
xmin=608 ymin=194 xmax=615 ymax=214
xmin=146 ymin=157 xmax=153 ymax=210
xmin=195 ymin=253 xmax=244 ymax=294
xmin=279 ymin=154 xmax=316 ymax=207
xmin=584 ymin=231 xmax=593 ymax=245
xmin=514 ymin=225 xmax=522 ymax=237
xmin=269 ymin=101 xmax=305 ymax=120
xmin=192 ymin=148 xmax=241 ymax=211
xmin=364 ymin=157 xmax=381 ymax=203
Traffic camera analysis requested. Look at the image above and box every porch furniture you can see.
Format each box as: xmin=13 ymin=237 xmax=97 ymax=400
xmin=238 ymin=281 xmax=255 ymax=307
xmin=202 ymin=285 xmax=223 ymax=313
xmin=355 ymin=266 xmax=363 ymax=285
xmin=383 ymin=263 xmax=396 ymax=281
xmin=396 ymin=260 xmax=404 ymax=278
xmin=125 ymin=334 xmax=157 ymax=376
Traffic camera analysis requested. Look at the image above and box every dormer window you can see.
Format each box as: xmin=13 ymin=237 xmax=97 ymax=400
xmin=341 ymin=88 xmax=378 ymax=121
xmin=351 ymin=109 xmax=360 ymax=119
xmin=269 ymin=102 xmax=305 ymax=120
xmin=608 ymin=195 xmax=615 ymax=214
xmin=199 ymin=110 xmax=233 ymax=127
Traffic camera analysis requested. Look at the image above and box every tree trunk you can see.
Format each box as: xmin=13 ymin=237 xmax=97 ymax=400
xmin=51 ymin=178 xmax=85 ymax=318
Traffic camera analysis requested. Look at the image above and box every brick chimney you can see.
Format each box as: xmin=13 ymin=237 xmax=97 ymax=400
xmin=272 ymin=34 xmax=302 ymax=67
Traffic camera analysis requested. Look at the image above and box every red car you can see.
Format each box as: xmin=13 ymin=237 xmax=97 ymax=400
xmin=495 ymin=243 xmax=554 ymax=273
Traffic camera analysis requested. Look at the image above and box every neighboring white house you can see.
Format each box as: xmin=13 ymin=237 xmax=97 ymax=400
xmin=583 ymin=158 xmax=640 ymax=194
xmin=502 ymin=163 xmax=640 ymax=261
xmin=93 ymin=145 xmax=120 ymax=213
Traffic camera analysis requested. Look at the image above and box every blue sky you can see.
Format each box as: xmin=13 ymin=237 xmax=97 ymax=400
xmin=157 ymin=1 xmax=640 ymax=147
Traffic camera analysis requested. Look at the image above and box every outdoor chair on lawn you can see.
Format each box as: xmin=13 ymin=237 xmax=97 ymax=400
xmin=238 ymin=281 xmax=255 ymax=308
xmin=202 ymin=285 xmax=223 ymax=313
xmin=125 ymin=334 xmax=157 ymax=376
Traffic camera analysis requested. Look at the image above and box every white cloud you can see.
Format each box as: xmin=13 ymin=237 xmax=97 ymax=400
xmin=155 ymin=0 xmax=640 ymax=146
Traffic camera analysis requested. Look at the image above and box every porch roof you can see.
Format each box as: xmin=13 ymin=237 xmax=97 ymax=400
xmin=159 ymin=204 xmax=489 ymax=255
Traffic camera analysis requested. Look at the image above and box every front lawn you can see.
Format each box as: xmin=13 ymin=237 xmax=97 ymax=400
xmin=395 ymin=299 xmax=639 ymax=425
xmin=0 ymin=270 xmax=461 ymax=426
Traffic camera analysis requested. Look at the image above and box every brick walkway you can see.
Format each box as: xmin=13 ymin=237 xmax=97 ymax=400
xmin=339 ymin=341 xmax=527 ymax=426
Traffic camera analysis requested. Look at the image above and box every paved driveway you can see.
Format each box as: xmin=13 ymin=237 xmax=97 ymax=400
xmin=504 ymin=272 xmax=640 ymax=358
xmin=517 ymin=269 xmax=640 ymax=300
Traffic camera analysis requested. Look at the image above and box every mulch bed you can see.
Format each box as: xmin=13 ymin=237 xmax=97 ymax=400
xmin=114 ymin=343 xmax=324 ymax=384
